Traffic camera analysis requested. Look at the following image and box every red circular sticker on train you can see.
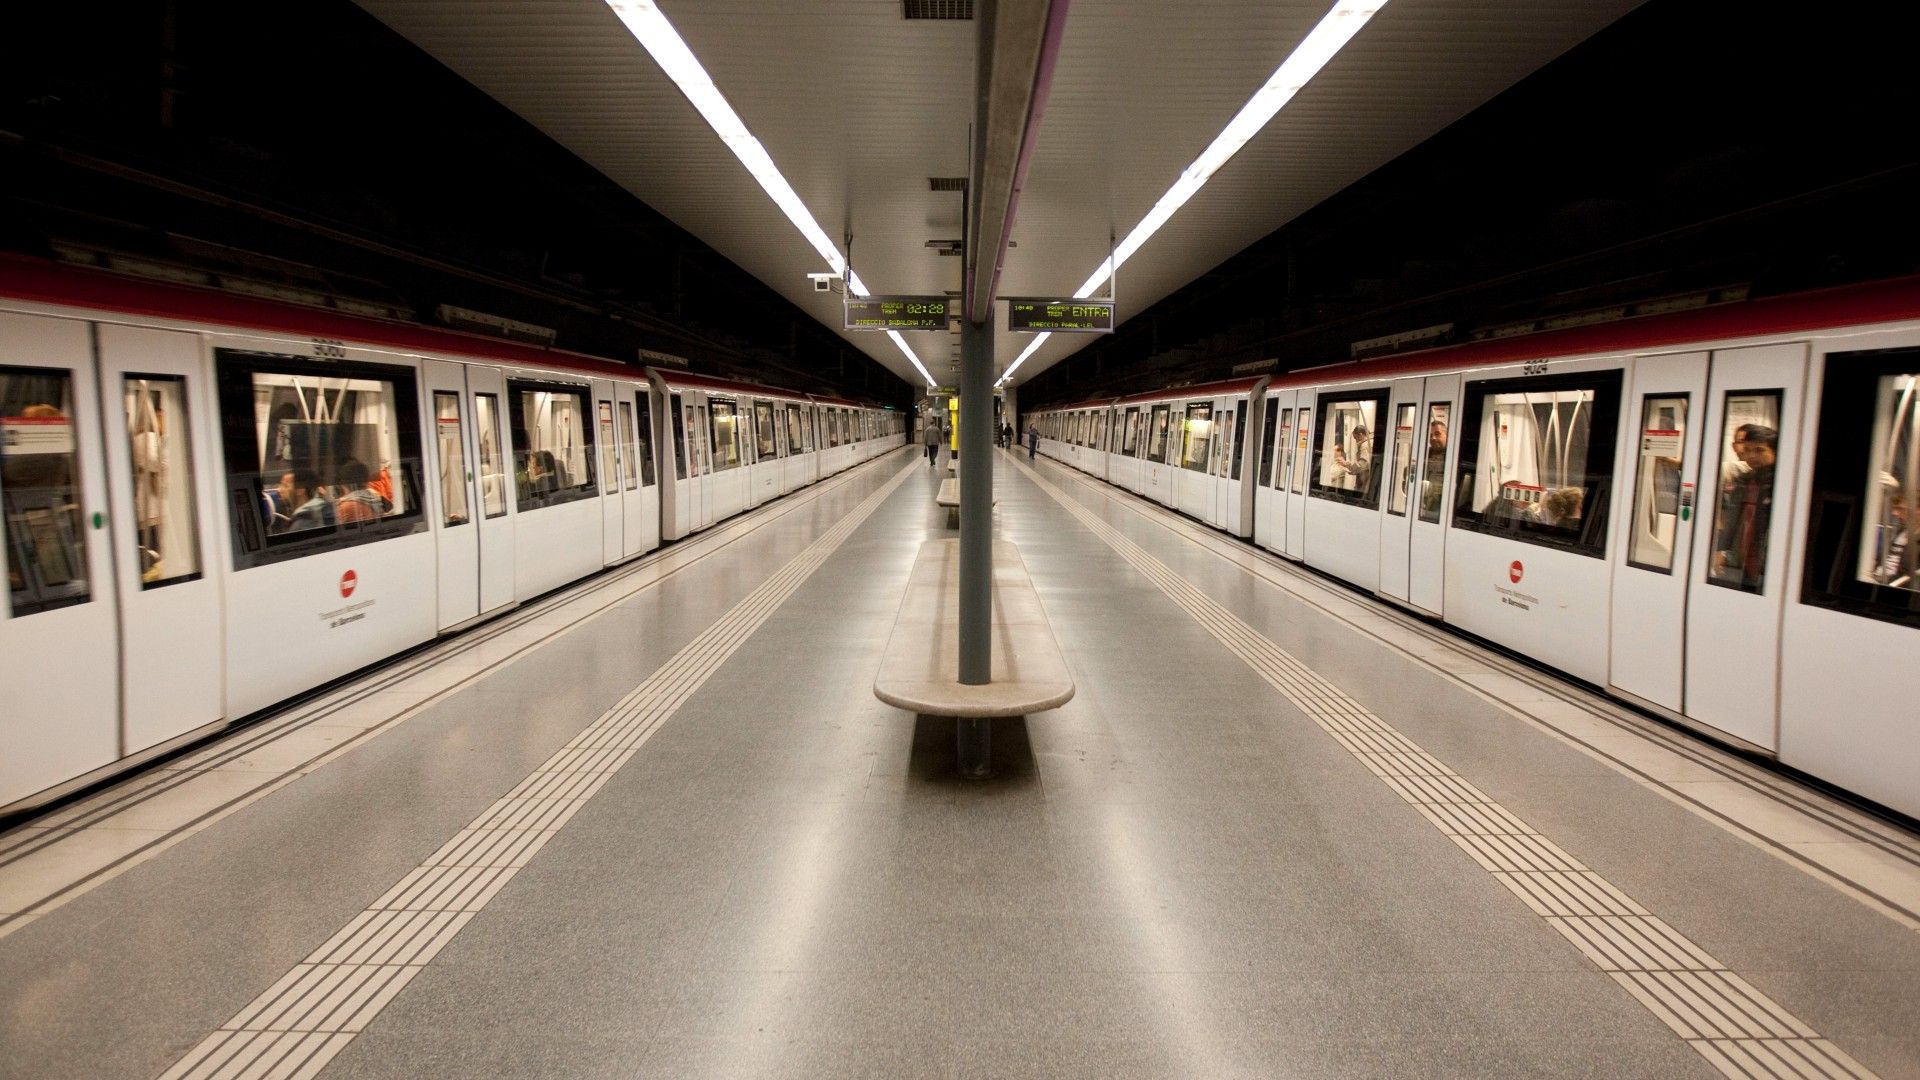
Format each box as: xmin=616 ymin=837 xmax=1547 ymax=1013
xmin=1508 ymin=560 xmax=1524 ymax=584
xmin=340 ymin=570 xmax=358 ymax=598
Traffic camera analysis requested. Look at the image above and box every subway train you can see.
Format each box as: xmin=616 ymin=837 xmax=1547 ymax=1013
xmin=1027 ymin=276 xmax=1920 ymax=820
xmin=0 ymin=256 xmax=905 ymax=814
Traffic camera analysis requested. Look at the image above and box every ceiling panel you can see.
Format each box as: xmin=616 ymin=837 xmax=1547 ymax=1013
xmin=354 ymin=0 xmax=1641 ymax=390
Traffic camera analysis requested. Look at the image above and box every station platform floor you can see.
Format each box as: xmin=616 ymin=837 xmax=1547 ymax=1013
xmin=3 ymin=446 xmax=1919 ymax=1080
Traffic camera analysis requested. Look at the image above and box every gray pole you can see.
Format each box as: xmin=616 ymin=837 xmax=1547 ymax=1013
xmin=957 ymin=315 xmax=994 ymax=686
xmin=958 ymin=0 xmax=997 ymax=691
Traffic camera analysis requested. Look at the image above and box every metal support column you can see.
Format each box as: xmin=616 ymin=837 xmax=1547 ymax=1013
xmin=957 ymin=315 xmax=994 ymax=687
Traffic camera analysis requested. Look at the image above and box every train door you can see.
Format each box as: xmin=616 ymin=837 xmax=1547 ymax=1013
xmin=1285 ymin=391 xmax=1313 ymax=558
xmin=1378 ymin=379 xmax=1424 ymax=603
xmin=1252 ymin=394 xmax=1281 ymax=550
xmin=98 ymin=324 xmax=224 ymax=756
xmin=0 ymin=312 xmax=119 ymax=805
xmin=690 ymin=398 xmax=715 ymax=530
xmin=467 ymin=366 xmax=515 ymax=614
xmin=677 ymin=394 xmax=704 ymax=531
xmin=594 ymin=382 xmax=624 ymax=565
xmin=424 ymin=361 xmax=482 ymax=630
xmin=1682 ymin=343 xmax=1807 ymax=750
xmin=622 ymin=388 xmax=658 ymax=557
xmin=1212 ymin=396 xmax=1234 ymax=529
xmin=1607 ymin=353 xmax=1709 ymax=711
xmin=1408 ymin=375 xmax=1459 ymax=615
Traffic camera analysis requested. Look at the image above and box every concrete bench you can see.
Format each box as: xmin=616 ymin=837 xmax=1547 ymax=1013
xmin=935 ymin=477 xmax=994 ymax=528
xmin=874 ymin=539 xmax=1075 ymax=727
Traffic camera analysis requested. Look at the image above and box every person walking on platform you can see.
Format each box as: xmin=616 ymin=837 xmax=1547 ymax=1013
xmin=1025 ymin=424 xmax=1038 ymax=462
xmin=924 ymin=416 xmax=943 ymax=466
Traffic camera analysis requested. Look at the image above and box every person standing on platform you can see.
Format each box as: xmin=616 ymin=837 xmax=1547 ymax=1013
xmin=924 ymin=415 xmax=942 ymax=466
xmin=1025 ymin=424 xmax=1038 ymax=462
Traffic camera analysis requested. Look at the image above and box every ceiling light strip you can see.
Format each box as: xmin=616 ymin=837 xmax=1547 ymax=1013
xmin=605 ymin=1 xmax=936 ymax=386
xmin=998 ymin=0 xmax=1385 ymax=386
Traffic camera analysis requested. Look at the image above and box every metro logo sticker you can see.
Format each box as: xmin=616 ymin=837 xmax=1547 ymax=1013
xmin=340 ymin=570 xmax=358 ymax=598
xmin=1509 ymin=560 xmax=1524 ymax=584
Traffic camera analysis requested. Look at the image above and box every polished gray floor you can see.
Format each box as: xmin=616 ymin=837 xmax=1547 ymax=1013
xmin=1 ymin=449 xmax=1916 ymax=1079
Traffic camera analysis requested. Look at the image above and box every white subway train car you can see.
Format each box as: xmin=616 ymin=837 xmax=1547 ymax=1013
xmin=1031 ymin=276 xmax=1920 ymax=819
xmin=0 ymin=256 xmax=903 ymax=814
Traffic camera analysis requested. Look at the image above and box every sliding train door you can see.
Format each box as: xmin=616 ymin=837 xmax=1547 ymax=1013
xmin=1378 ymin=379 xmax=1424 ymax=604
xmin=1608 ymin=352 xmax=1709 ymax=713
xmin=467 ymin=365 xmax=515 ymax=615
xmin=0 ymin=311 xmax=118 ymax=805
xmin=624 ymin=388 xmax=659 ymax=557
xmin=1406 ymin=376 xmax=1457 ymax=615
xmin=426 ymin=360 xmax=482 ymax=629
xmin=99 ymin=324 xmax=224 ymax=754
xmin=1682 ymin=343 xmax=1807 ymax=750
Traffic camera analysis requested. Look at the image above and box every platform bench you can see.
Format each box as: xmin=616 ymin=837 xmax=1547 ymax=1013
xmin=873 ymin=539 xmax=1075 ymax=722
xmin=935 ymin=477 xmax=995 ymax=528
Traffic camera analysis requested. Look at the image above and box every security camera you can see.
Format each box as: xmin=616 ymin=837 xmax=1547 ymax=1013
xmin=807 ymin=273 xmax=840 ymax=293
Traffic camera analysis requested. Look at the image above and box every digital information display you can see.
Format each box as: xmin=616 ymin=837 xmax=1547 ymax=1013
xmin=1005 ymin=298 xmax=1115 ymax=333
xmin=844 ymin=295 xmax=953 ymax=331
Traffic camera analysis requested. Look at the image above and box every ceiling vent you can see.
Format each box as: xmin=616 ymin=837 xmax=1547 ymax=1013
xmin=904 ymin=0 xmax=973 ymax=19
xmin=928 ymin=177 xmax=966 ymax=192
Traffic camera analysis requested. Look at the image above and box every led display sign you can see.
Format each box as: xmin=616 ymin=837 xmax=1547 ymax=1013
xmin=844 ymin=295 xmax=953 ymax=331
xmin=1005 ymin=298 xmax=1115 ymax=333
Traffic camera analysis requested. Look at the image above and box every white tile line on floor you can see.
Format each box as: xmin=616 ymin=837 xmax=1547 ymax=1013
xmin=1026 ymin=453 xmax=1920 ymax=934
xmin=1015 ymin=454 xmax=1877 ymax=1080
xmin=153 ymin=460 xmax=920 ymax=1080
xmin=0 ymin=451 xmax=911 ymax=938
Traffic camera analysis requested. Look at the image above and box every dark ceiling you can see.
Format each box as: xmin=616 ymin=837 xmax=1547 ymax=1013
xmin=0 ymin=0 xmax=909 ymax=404
xmin=1018 ymin=0 xmax=1920 ymax=407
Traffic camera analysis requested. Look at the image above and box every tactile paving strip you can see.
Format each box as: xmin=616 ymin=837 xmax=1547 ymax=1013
xmin=1018 ymin=457 xmax=1877 ymax=1080
xmin=156 ymin=461 xmax=920 ymax=1080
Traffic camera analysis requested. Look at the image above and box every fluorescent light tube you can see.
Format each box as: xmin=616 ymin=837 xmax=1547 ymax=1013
xmin=606 ymin=1 xmax=936 ymax=386
xmin=999 ymin=0 xmax=1384 ymax=386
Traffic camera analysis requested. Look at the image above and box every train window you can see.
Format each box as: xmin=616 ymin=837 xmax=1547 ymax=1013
xmin=1147 ymin=404 xmax=1172 ymax=463
xmin=1803 ymin=350 xmax=1920 ymax=627
xmin=1274 ymin=409 xmax=1294 ymax=490
xmin=1291 ymin=411 xmax=1310 ymax=494
xmin=597 ymin=400 xmax=619 ymax=494
xmin=1387 ymin=403 xmax=1418 ymax=516
xmin=754 ymin=402 xmax=778 ymax=460
xmin=124 ymin=374 xmax=202 ymax=588
xmin=618 ymin=400 xmax=640 ymax=490
xmin=1119 ymin=407 xmax=1140 ymax=458
xmin=709 ymin=399 xmax=741 ymax=471
xmin=691 ymin=405 xmax=711 ymax=472
xmin=801 ymin=406 xmax=815 ymax=453
xmin=1704 ymin=391 xmax=1782 ymax=594
xmin=434 ymin=392 xmax=470 ymax=528
xmin=1258 ymin=400 xmax=1279 ymax=484
xmin=634 ymin=395 xmax=655 ymax=487
xmin=1418 ymin=403 xmax=1450 ymax=524
xmin=1452 ymin=371 xmax=1621 ymax=558
xmin=1181 ymin=403 xmax=1213 ymax=472
xmin=785 ymin=404 xmax=803 ymax=455
xmin=2 ymin=366 xmax=90 ymax=615
xmin=1310 ymin=389 xmax=1389 ymax=507
xmin=474 ymin=393 xmax=508 ymax=518
xmin=669 ymin=394 xmax=688 ymax=480
xmin=215 ymin=350 xmax=425 ymax=568
xmin=1625 ymin=395 xmax=1689 ymax=573
xmin=1228 ymin=401 xmax=1248 ymax=480
xmin=509 ymin=380 xmax=596 ymax=512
